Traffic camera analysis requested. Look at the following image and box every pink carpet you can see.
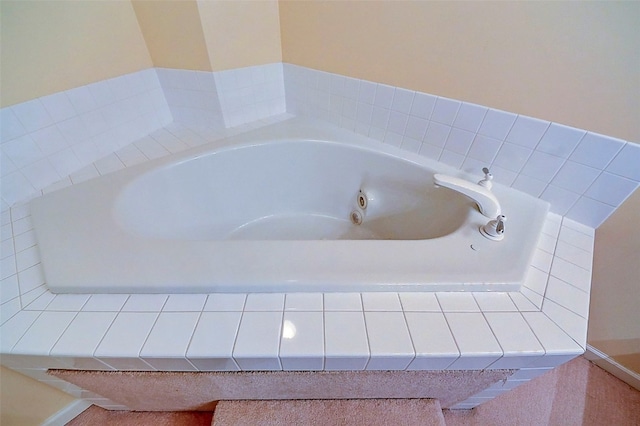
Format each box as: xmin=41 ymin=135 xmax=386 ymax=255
xmin=66 ymin=357 xmax=640 ymax=425
xmin=212 ymin=399 xmax=445 ymax=425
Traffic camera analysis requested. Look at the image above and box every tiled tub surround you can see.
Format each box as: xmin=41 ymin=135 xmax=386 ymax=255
xmin=1 ymin=68 xmax=173 ymax=209
xmin=284 ymin=64 xmax=640 ymax=229
xmin=0 ymin=61 xmax=626 ymax=409
xmin=2 ymin=118 xmax=591 ymax=410
xmin=1 ymin=63 xmax=287 ymax=210
xmin=2 ymin=62 xmax=638 ymax=227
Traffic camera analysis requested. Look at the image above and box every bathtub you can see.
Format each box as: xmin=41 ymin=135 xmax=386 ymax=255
xmin=30 ymin=118 xmax=549 ymax=294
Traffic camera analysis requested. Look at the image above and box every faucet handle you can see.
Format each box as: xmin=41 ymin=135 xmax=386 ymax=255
xmin=480 ymin=214 xmax=507 ymax=241
xmin=478 ymin=167 xmax=493 ymax=190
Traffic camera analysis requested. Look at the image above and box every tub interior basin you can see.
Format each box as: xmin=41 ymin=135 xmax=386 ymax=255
xmin=113 ymin=141 xmax=471 ymax=241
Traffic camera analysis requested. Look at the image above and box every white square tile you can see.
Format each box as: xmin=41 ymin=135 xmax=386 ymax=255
xmin=355 ymin=102 xmax=373 ymax=125
xmin=444 ymin=312 xmax=500 ymax=355
xmin=519 ymin=287 xmax=544 ymax=310
xmin=541 ymin=299 xmax=587 ymax=348
xmin=21 ymin=159 xmax=61 ymax=190
xmin=233 ymin=311 xmax=282 ymax=371
xmin=187 ymin=311 xmax=242 ymax=371
xmin=473 ymin=293 xmax=518 ymax=312
xmin=404 ymin=116 xmax=429 ymax=141
xmin=1 ymin=107 xmax=27 ymax=142
xmin=605 ymin=142 xmax=640 ymax=181
xmin=1 ymin=275 xmax=20 ymax=305
xmin=65 ymin=86 xmax=98 ymax=115
xmin=569 ymin=132 xmax=625 ymax=169
xmin=23 ymin=290 xmax=55 ymax=311
xmin=444 ymin=128 xmax=475 ymax=155
xmin=134 ymin=136 xmax=169 ymax=160
xmin=94 ymin=312 xmax=159 ymax=358
xmin=409 ymin=92 xmax=436 ymax=120
xmin=364 ymin=312 xmax=414 ymax=370
xmin=508 ymin=292 xmax=539 ymax=312
xmin=87 ymin=80 xmax=118 ymax=108
xmin=324 ymin=311 xmax=369 ymax=371
xmin=17 ymin=263 xmax=45 ymax=294
xmin=530 ymin=248 xmax=554 ymax=273
xmin=585 ymin=173 xmax=638 ymax=207
xmin=545 ymin=276 xmax=589 ymax=318
xmin=121 ymin=294 xmax=168 ymax=312
xmin=280 ymin=311 xmax=324 ymax=370
xmin=391 ymin=88 xmax=414 ymax=114
xmin=324 ymin=293 xmax=362 ymax=311
xmin=550 ymin=161 xmax=600 ymax=194
xmin=398 ymin=292 xmax=441 ymax=311
xmin=162 ymin=294 xmax=207 ymax=312
xmin=140 ymin=312 xmax=200 ymax=364
xmin=523 ymin=266 xmax=549 ymax=296
xmin=405 ymin=312 xmax=459 ymax=370
xmin=386 ymin=110 xmax=408 ymax=135
xmin=484 ymin=312 xmax=544 ymax=356
xmin=554 ymin=241 xmax=592 ymax=271
xmin=522 ymin=312 xmax=582 ymax=356
xmin=535 ymin=123 xmax=585 ymax=158
xmin=478 ymin=109 xmax=517 ymax=141
xmin=424 ymin=122 xmax=451 ymax=148
xmin=431 ymin=97 xmax=460 ymax=126
xmin=436 ymin=292 xmax=480 ymax=312
xmin=57 ymin=116 xmax=90 ymax=145
xmin=45 ymin=294 xmax=91 ymax=311
xmin=12 ymin=311 xmax=76 ymax=355
xmin=511 ymin=174 xmax=547 ymax=198
xmin=244 ymin=293 xmax=285 ymax=311
xmin=2 ymin=135 xmax=44 ymax=169
xmin=505 ymin=116 xmax=550 ymax=149
xmin=492 ymin=143 xmax=532 ymax=173
xmin=29 ymin=125 xmax=70 ymax=156
xmin=361 ymin=292 xmax=402 ymax=311
xmin=342 ymin=77 xmax=360 ymax=100
xmin=203 ymin=293 xmax=246 ymax=311
xmin=50 ymin=312 xmax=117 ymax=356
xmin=520 ymin=151 xmax=566 ymax=183
xmin=373 ymin=84 xmax=394 ymax=109
xmin=453 ymin=103 xmax=487 ymax=133
xmin=467 ymin=135 xmax=502 ymax=164
xmin=550 ymin=257 xmax=592 ymax=292
xmin=0 ymin=310 xmax=41 ymax=352
xmin=284 ymin=293 xmax=323 ymax=311
xmin=400 ymin=136 xmax=422 ymax=154
xmin=537 ymin=232 xmax=557 ymax=254
xmin=439 ymin=150 xmax=465 ymax=169
xmin=81 ymin=294 xmax=129 ymax=312
xmin=540 ymin=185 xmax=580 ymax=216
xmin=12 ymin=99 xmax=55 ymax=133
xmin=558 ymin=226 xmax=594 ymax=251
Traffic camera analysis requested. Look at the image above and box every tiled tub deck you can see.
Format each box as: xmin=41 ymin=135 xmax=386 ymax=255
xmin=0 ymin=119 xmax=592 ymax=410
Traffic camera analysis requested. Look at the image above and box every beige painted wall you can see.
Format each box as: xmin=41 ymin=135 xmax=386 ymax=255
xmin=279 ymin=1 xmax=640 ymax=142
xmin=0 ymin=366 xmax=77 ymax=426
xmin=590 ymin=188 xmax=640 ymax=374
xmin=198 ymin=0 xmax=282 ymax=71
xmin=131 ymin=0 xmax=211 ymax=71
xmin=0 ymin=0 xmax=152 ymax=107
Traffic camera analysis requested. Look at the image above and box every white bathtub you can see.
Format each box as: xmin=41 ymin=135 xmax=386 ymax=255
xmin=31 ymin=118 xmax=548 ymax=293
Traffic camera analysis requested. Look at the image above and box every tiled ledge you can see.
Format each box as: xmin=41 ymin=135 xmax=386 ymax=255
xmin=0 ymin=116 xmax=592 ymax=410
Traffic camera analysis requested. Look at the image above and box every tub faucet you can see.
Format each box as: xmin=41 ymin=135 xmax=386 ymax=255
xmin=433 ymin=168 xmax=502 ymax=218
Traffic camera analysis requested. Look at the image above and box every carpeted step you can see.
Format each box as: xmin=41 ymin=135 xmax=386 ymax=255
xmin=211 ymin=398 xmax=446 ymax=426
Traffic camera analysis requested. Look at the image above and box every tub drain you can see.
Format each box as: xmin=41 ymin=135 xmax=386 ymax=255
xmin=350 ymin=210 xmax=363 ymax=225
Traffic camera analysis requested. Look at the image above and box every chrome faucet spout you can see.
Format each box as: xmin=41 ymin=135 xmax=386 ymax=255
xmin=433 ymin=173 xmax=501 ymax=218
